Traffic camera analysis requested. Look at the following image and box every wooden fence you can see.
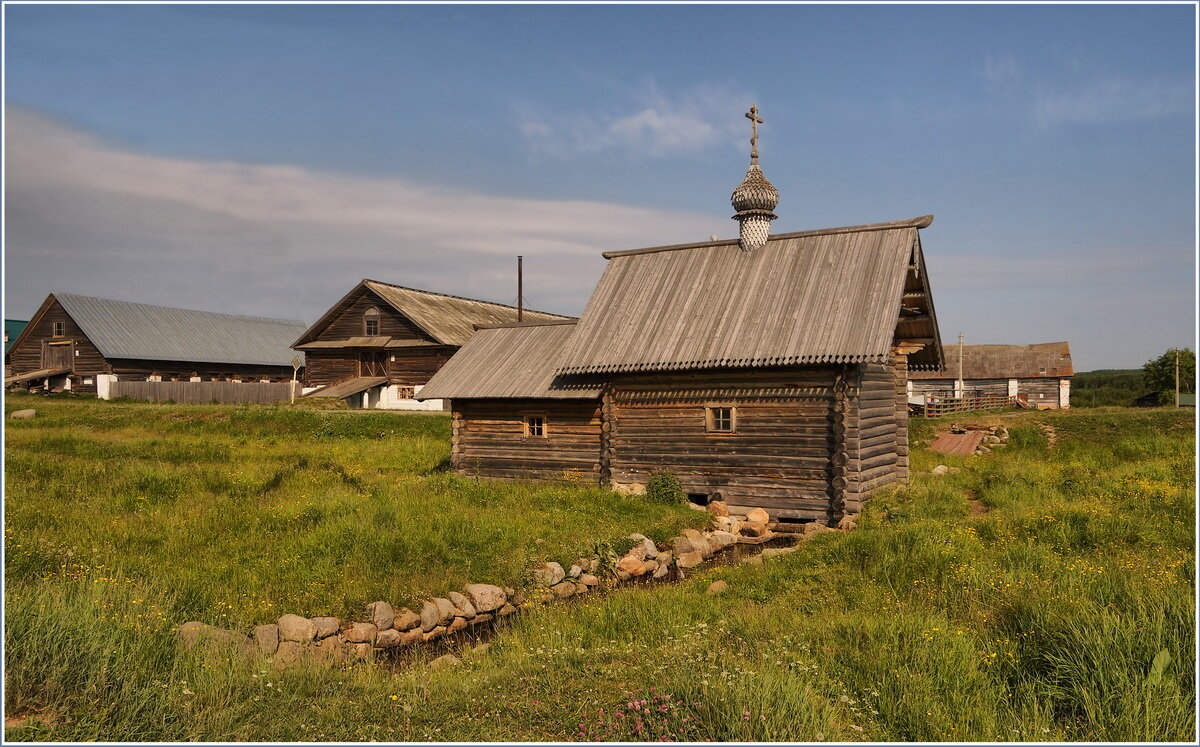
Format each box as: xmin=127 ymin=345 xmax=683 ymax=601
xmin=921 ymin=393 xmax=1020 ymax=417
xmin=110 ymin=380 xmax=300 ymax=405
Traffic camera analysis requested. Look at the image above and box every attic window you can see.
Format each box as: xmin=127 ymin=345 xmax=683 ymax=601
xmin=706 ymin=406 xmax=736 ymax=434
xmin=523 ymin=415 xmax=546 ymax=438
xmin=364 ymin=307 xmax=381 ymax=336
xmin=52 ymin=321 xmax=65 ymax=337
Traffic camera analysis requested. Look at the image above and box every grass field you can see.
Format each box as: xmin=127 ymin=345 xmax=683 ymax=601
xmin=4 ymin=394 xmax=1195 ymax=741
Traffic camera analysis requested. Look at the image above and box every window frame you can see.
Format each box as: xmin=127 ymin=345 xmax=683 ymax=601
xmin=52 ymin=321 xmax=65 ymax=338
xmin=363 ymin=307 xmax=381 ymax=336
xmin=522 ymin=413 xmax=548 ymax=439
xmin=705 ymin=404 xmax=737 ymax=434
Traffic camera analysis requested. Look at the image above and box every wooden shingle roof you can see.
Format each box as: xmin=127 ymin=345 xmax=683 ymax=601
xmin=909 ymin=342 xmax=1073 ymax=380
xmin=556 ymin=216 xmax=943 ymax=375
xmin=292 ymin=279 xmax=573 ymax=348
xmin=416 ymin=321 xmax=602 ymax=400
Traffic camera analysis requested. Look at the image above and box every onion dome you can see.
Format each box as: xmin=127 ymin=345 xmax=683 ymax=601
xmin=731 ymin=105 xmax=778 ymax=252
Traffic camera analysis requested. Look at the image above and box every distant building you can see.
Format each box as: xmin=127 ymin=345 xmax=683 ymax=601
xmin=4 ymin=319 xmax=29 ymax=377
xmin=907 ymin=342 xmax=1073 ymax=409
xmin=5 ymin=293 xmax=306 ymax=396
xmin=292 ymin=279 xmax=571 ymax=410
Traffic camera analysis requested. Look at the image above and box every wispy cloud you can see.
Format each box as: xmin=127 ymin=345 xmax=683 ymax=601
xmin=516 ymin=83 xmax=753 ymax=159
xmin=1033 ymin=76 xmax=1193 ymax=127
xmin=4 ymin=107 xmax=727 ymax=321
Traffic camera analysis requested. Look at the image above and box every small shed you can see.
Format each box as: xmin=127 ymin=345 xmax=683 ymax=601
xmin=292 ymin=279 xmax=572 ymax=410
xmin=5 ymin=293 xmax=306 ymax=396
xmin=908 ymin=342 xmax=1073 ymax=409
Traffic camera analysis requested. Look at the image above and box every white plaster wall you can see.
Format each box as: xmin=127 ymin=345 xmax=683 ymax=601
xmin=96 ymin=374 xmax=118 ymax=400
xmin=1059 ymin=379 xmax=1071 ymax=409
xmin=1008 ymin=379 xmax=1019 ymax=397
xmin=373 ymin=384 xmax=447 ymax=411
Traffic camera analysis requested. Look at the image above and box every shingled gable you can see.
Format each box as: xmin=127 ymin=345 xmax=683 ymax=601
xmin=909 ymin=342 xmax=1073 ymax=380
xmin=292 ymin=279 xmax=573 ymax=348
xmin=555 ymin=216 xmax=944 ymax=376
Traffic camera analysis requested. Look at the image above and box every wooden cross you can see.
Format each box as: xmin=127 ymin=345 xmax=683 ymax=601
xmin=745 ymin=105 xmax=763 ymax=161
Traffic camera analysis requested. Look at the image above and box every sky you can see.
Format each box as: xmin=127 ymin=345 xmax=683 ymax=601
xmin=3 ymin=3 xmax=1195 ymax=371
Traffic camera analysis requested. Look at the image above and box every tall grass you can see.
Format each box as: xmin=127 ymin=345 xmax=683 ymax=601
xmin=4 ymin=398 xmax=1194 ymax=741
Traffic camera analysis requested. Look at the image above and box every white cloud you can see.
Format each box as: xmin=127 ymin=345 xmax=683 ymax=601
xmin=1033 ymin=76 xmax=1193 ymax=127
xmin=516 ymin=84 xmax=754 ymax=159
xmin=4 ymin=107 xmax=728 ymax=322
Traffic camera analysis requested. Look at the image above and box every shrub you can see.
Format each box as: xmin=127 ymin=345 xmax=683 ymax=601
xmin=645 ymin=471 xmax=685 ymax=505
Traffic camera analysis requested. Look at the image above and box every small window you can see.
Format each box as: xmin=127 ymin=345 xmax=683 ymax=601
xmin=524 ymin=415 xmax=546 ymax=437
xmin=706 ymin=406 xmax=736 ymax=433
xmin=52 ymin=321 xmax=65 ymax=337
xmin=364 ymin=307 xmax=381 ymax=336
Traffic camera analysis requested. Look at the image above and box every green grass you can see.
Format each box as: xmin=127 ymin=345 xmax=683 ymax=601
xmin=4 ymin=397 xmax=1195 ymax=741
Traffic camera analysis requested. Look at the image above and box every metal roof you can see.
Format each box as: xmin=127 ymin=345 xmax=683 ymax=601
xmin=293 ymin=279 xmax=573 ymax=348
xmin=557 ymin=216 xmax=942 ymax=375
xmin=5 ymin=319 xmax=29 ymax=355
xmin=909 ymin=342 xmax=1073 ymax=380
xmin=52 ymin=293 xmax=307 ymax=368
xmin=416 ymin=321 xmax=602 ymax=400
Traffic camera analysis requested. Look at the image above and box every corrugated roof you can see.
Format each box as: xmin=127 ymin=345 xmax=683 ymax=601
xmin=909 ymin=342 xmax=1073 ymax=380
xmin=416 ymin=321 xmax=602 ymax=400
xmin=557 ymin=216 xmax=942 ymax=375
xmin=53 ymin=293 xmax=307 ymax=368
xmin=293 ymin=280 xmax=574 ymax=348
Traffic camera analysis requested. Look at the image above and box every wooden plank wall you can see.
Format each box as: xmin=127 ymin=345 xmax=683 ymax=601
xmin=453 ymin=399 xmax=603 ymax=483
xmin=1020 ymin=378 xmax=1062 ymax=407
xmin=320 ymin=290 xmax=429 ymax=340
xmin=304 ymin=350 xmax=360 ymax=387
xmin=607 ymin=367 xmax=838 ymax=520
xmin=7 ymin=298 xmax=107 ymax=375
xmin=110 ymin=380 xmax=301 ymax=404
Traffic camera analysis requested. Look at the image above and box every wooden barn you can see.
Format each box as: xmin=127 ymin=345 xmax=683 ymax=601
xmin=908 ymin=342 xmax=1073 ymax=409
xmin=292 ymin=279 xmax=572 ymax=409
xmin=419 ymin=108 xmax=944 ymax=523
xmin=5 ymin=292 xmax=307 ymax=396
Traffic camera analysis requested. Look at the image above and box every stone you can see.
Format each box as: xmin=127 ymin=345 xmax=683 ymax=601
xmin=984 ymin=435 xmax=1002 ymax=444
xmin=707 ymin=530 xmax=737 ymax=550
xmin=428 ymin=654 xmax=462 ymax=670
xmin=312 ymin=636 xmax=348 ymax=663
xmin=9 ymin=409 xmax=35 ymax=420
xmin=367 ymin=601 xmax=394 ymax=631
xmin=616 ymin=554 xmax=647 ymax=576
xmin=343 ymin=622 xmax=377 ymax=644
xmin=277 ymin=614 xmax=317 ymax=643
xmin=977 ymin=445 xmax=992 ymax=454
xmin=656 ymin=551 xmax=673 ymax=566
xmin=253 ymin=624 xmax=279 ymax=655
xmin=448 ymin=591 xmax=477 ymax=619
xmin=585 ymin=557 xmax=600 ymax=573
xmin=706 ymin=580 xmax=728 ymax=595
xmin=682 ymin=528 xmax=712 ymax=557
xmin=948 ymin=467 xmax=963 ymax=474
xmin=471 ymin=642 xmax=492 ymax=656
xmin=504 ymin=586 xmax=517 ymax=599
xmin=375 ymin=629 xmax=403 ymax=648
xmin=470 ymin=613 xmax=494 ymax=626
xmin=761 ymin=546 xmax=798 ymax=560
xmin=573 ymin=582 xmax=590 ymax=594
xmin=422 ymin=625 xmax=447 ymax=642
xmin=578 ymin=573 xmax=600 ymax=587
xmin=532 ymin=562 xmax=565 ymax=587
xmin=627 ymin=534 xmax=658 ymax=560
xmin=509 ymin=588 xmax=527 ymax=606
xmin=567 ymin=564 xmax=584 ymax=578
xmin=677 ymin=551 xmax=704 ymax=569
xmin=177 ymin=621 xmax=211 ymax=649
xmin=707 ymin=500 xmax=730 ymax=518
xmin=433 ymin=598 xmax=457 ymax=626
xmin=741 ymin=520 xmax=769 ymax=538
xmin=497 ymin=603 xmax=517 ymax=616
xmin=420 ymin=601 xmax=441 ymax=632
xmin=550 ymin=581 xmax=576 ymax=598
xmin=447 ymin=616 xmax=470 ymax=633
xmin=651 ymin=562 xmax=670 ymax=580
xmin=746 ymin=507 xmax=770 ymax=524
xmin=803 ymin=522 xmax=835 ymax=537
xmin=615 ymin=569 xmax=631 ymax=581
xmin=398 ymin=628 xmax=424 ymax=646
xmin=352 ymin=642 xmax=373 ymax=661
xmin=672 ymin=536 xmax=697 ymax=555
xmin=931 ymin=464 xmax=949 ymax=475
xmin=274 ymin=640 xmax=304 ymax=668
xmin=311 ymin=617 xmax=340 ymax=640
xmin=642 ymin=558 xmax=659 ymax=574
xmin=838 ymin=517 xmax=858 ymax=532
xmin=393 ymin=607 xmax=422 ymax=631
xmin=712 ymin=515 xmax=737 ymax=530
xmin=460 ymin=586 xmax=508 ymax=614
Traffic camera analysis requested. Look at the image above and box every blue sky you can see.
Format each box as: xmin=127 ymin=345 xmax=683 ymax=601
xmin=4 ymin=3 xmax=1195 ymax=370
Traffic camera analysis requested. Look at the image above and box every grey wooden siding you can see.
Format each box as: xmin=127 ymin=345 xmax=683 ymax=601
xmin=110 ymin=380 xmax=300 ymax=404
xmin=452 ymin=399 xmax=603 ymax=482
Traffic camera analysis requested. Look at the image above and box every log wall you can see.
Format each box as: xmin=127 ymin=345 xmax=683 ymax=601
xmin=7 ymin=297 xmax=107 ymax=375
xmin=606 ymin=367 xmax=839 ymax=521
xmin=453 ymin=399 xmax=604 ymax=483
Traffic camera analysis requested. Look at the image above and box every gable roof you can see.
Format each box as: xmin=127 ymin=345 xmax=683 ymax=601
xmin=32 ymin=293 xmax=306 ymax=368
xmin=292 ymin=279 xmax=574 ymax=348
xmin=5 ymin=320 xmax=29 ymax=354
xmin=416 ymin=321 xmax=602 ymax=400
xmin=556 ymin=216 xmax=943 ymax=375
xmin=908 ymin=342 xmax=1073 ymax=380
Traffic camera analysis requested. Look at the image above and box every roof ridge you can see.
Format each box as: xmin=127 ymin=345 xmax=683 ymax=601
xmin=53 ymin=292 xmax=306 ymax=325
xmin=602 ymin=215 xmax=933 ymax=259
xmin=473 ymin=319 xmax=578 ymax=331
xmin=361 ymin=279 xmax=572 ymax=318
